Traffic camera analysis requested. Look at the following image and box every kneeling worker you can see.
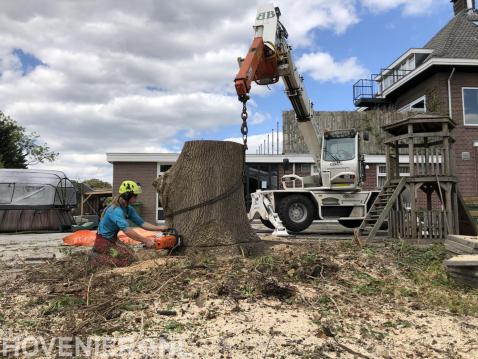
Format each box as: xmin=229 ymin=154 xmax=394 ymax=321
xmin=91 ymin=180 xmax=168 ymax=267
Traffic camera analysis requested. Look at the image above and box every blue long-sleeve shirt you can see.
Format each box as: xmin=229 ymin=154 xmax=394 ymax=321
xmin=97 ymin=205 xmax=144 ymax=240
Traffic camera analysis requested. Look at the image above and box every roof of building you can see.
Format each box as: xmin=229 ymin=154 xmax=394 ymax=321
xmin=425 ymin=9 xmax=478 ymax=60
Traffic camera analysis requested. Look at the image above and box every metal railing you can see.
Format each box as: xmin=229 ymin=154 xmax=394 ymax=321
xmin=353 ymin=68 xmax=413 ymax=105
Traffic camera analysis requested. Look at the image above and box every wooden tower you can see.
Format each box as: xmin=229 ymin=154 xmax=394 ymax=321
xmin=359 ymin=114 xmax=465 ymax=240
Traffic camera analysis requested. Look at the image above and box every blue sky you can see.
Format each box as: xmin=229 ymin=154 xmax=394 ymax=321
xmin=0 ymin=1 xmax=457 ymax=180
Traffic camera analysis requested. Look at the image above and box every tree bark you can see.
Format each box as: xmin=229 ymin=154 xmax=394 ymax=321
xmin=153 ymin=140 xmax=259 ymax=254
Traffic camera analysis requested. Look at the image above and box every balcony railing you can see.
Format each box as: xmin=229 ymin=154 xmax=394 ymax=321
xmin=353 ymin=68 xmax=413 ymax=107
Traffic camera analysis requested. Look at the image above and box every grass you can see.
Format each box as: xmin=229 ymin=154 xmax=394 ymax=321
xmin=43 ymin=295 xmax=85 ymax=315
xmin=241 ymin=283 xmax=254 ymax=297
xmin=383 ymin=319 xmax=413 ymax=329
xmin=338 ymin=243 xmax=478 ymax=315
xmin=391 ymin=243 xmax=478 ymax=315
xmin=352 ymin=274 xmax=386 ymax=296
xmin=253 ymin=256 xmax=276 ymax=272
xmin=163 ymin=320 xmax=186 ymax=333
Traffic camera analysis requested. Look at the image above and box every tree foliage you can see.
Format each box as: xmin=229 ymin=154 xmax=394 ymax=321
xmin=0 ymin=111 xmax=58 ymax=168
xmin=82 ymin=178 xmax=112 ymax=189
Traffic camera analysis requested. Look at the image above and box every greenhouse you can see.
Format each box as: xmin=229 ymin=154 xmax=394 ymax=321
xmin=0 ymin=169 xmax=77 ymax=232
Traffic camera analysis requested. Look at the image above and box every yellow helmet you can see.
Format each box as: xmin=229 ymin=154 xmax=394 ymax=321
xmin=119 ymin=180 xmax=142 ymax=195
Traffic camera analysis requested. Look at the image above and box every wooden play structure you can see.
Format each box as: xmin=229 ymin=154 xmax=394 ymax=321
xmin=359 ymin=114 xmax=477 ymax=241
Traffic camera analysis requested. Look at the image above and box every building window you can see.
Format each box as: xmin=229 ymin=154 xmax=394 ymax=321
xmin=398 ymin=96 xmax=426 ymax=113
xmin=156 ymin=163 xmax=173 ymax=222
xmin=463 ymin=88 xmax=478 ymax=126
xmin=377 ymin=164 xmax=410 ymax=188
xmin=381 ymin=55 xmax=415 ymax=91
xmin=311 ymin=164 xmax=320 ymax=175
xmin=295 ymin=163 xmax=312 ymax=174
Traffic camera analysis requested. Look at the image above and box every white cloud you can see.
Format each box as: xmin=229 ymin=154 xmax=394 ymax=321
xmin=276 ymin=0 xmax=360 ymax=45
xmin=0 ymin=0 xmax=440 ymax=182
xmin=296 ymin=52 xmax=368 ymax=83
xmin=360 ymin=0 xmax=435 ymax=15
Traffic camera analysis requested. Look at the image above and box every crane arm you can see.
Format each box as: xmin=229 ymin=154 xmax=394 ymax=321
xmin=234 ymin=4 xmax=322 ymax=166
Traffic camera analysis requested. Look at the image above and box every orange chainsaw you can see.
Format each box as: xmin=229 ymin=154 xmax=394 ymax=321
xmin=154 ymin=228 xmax=182 ymax=252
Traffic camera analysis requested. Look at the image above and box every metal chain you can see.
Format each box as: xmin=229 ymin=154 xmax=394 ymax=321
xmin=240 ymin=99 xmax=249 ymax=184
xmin=240 ymin=100 xmax=248 ymax=150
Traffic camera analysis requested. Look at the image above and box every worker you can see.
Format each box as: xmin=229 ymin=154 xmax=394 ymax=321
xmin=90 ymin=180 xmax=168 ymax=267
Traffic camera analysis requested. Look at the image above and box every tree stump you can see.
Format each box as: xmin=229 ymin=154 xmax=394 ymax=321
xmin=153 ymin=140 xmax=259 ymax=255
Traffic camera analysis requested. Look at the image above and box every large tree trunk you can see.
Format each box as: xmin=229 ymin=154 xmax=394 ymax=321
xmin=153 ymin=140 xmax=259 ymax=255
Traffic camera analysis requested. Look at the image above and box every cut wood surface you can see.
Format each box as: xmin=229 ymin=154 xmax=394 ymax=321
xmin=153 ymin=140 xmax=259 ymax=254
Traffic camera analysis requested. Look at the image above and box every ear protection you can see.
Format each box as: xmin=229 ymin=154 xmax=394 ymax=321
xmin=121 ymin=191 xmax=135 ymax=201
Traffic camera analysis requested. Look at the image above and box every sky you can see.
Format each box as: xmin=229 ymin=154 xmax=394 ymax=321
xmin=0 ymin=0 xmax=455 ymax=182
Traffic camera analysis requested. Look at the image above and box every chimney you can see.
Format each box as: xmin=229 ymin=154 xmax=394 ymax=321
xmin=451 ymin=0 xmax=475 ymax=15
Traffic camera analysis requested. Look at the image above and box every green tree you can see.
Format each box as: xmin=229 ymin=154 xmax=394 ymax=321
xmin=0 ymin=111 xmax=58 ymax=168
xmin=82 ymin=178 xmax=112 ymax=189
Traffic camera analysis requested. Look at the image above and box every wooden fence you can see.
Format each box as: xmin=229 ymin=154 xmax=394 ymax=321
xmin=389 ymin=209 xmax=449 ymax=240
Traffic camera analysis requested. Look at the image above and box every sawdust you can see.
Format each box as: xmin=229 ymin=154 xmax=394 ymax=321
xmin=1 ymin=238 xmax=478 ymax=358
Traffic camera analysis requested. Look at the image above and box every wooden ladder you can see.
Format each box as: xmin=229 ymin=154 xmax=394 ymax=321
xmin=359 ymin=176 xmax=407 ymax=241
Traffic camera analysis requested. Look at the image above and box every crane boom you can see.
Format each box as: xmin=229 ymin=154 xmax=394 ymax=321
xmin=234 ymin=4 xmax=322 ymax=166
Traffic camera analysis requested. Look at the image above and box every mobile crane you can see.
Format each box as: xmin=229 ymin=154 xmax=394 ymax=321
xmin=234 ymin=4 xmax=378 ymax=235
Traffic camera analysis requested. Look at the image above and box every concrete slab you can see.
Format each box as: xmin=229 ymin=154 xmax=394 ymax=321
xmin=447 ymin=234 xmax=478 ymax=248
xmin=449 ymin=272 xmax=478 ymax=287
xmin=444 ymin=255 xmax=478 ymax=267
xmin=0 ymin=232 xmax=87 ymax=264
xmin=445 ymin=241 xmax=478 ymax=255
xmin=448 ymin=266 xmax=478 ymax=277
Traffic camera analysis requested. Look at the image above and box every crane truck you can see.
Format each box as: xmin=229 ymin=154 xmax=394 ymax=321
xmin=234 ymin=4 xmax=378 ymax=236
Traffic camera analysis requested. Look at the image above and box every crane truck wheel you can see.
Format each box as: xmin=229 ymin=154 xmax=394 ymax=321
xmin=278 ymin=195 xmax=314 ymax=233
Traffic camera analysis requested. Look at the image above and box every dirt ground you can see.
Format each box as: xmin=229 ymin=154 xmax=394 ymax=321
xmin=0 ymin=227 xmax=478 ymax=358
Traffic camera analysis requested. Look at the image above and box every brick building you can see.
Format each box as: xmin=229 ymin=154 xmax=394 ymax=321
xmin=353 ymin=0 xmax=478 ymax=197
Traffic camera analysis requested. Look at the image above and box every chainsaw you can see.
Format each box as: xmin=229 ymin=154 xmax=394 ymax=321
xmin=154 ymin=228 xmax=182 ymax=252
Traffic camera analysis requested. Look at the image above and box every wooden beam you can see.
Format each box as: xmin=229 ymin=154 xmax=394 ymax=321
xmin=383 ymin=131 xmax=454 ymax=144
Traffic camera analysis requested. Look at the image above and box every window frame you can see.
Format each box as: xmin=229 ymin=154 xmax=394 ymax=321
xmin=462 ymin=87 xmax=478 ymax=126
xmin=398 ymin=95 xmax=426 ymax=113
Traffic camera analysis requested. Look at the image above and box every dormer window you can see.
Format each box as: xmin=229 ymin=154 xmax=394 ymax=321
xmin=373 ymin=49 xmax=433 ymax=95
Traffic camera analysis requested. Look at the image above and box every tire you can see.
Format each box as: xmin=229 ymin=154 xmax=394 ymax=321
xmin=277 ymin=195 xmax=314 ymax=233
xmin=260 ymin=218 xmax=275 ymax=230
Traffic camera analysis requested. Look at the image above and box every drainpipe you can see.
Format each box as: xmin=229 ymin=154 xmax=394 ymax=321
xmin=467 ymin=0 xmax=474 ymax=11
xmin=448 ymin=67 xmax=456 ymax=119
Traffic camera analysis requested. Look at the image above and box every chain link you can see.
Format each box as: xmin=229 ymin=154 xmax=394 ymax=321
xmin=240 ymin=100 xmax=248 ymax=150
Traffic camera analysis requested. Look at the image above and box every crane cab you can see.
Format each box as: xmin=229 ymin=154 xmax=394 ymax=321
xmin=320 ymin=129 xmax=363 ymax=191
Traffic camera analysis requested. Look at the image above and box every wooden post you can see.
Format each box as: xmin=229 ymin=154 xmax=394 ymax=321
xmin=395 ymin=141 xmax=400 ymax=179
xmin=424 ymin=137 xmax=429 ymax=176
xmin=444 ymin=183 xmax=453 ymax=234
xmin=385 ymin=145 xmax=391 ymax=181
xmin=443 ymin=122 xmax=450 ymax=176
xmin=453 ymin=185 xmax=459 ymax=234
xmin=410 ymin=183 xmax=417 ymax=238
xmin=408 ymin=124 xmax=414 ymax=177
